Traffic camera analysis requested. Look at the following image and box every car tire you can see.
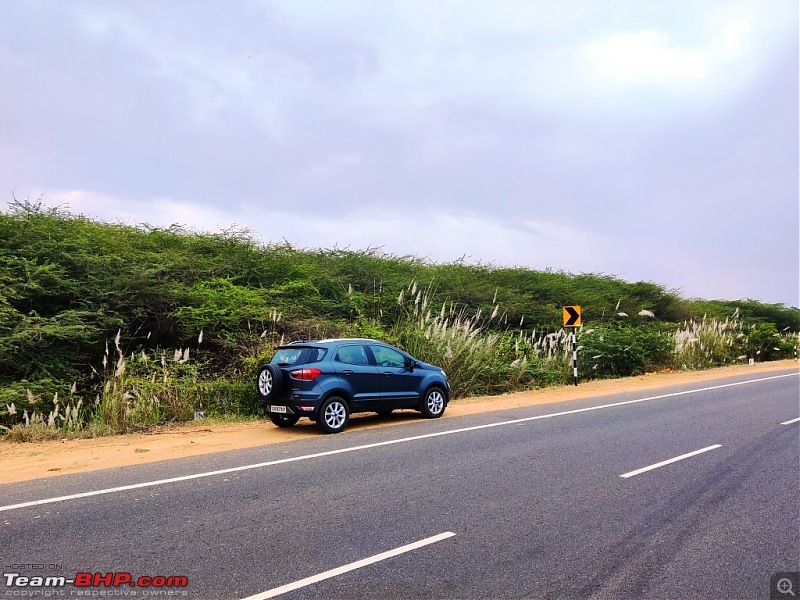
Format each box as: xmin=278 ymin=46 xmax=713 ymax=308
xmin=318 ymin=396 xmax=349 ymax=434
xmin=257 ymin=364 xmax=283 ymax=401
xmin=421 ymin=387 xmax=446 ymax=418
xmin=268 ymin=412 xmax=300 ymax=427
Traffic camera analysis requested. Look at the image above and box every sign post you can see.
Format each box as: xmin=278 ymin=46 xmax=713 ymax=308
xmin=563 ymin=306 xmax=582 ymax=386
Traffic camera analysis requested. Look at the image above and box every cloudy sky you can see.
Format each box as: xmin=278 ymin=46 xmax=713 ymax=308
xmin=1 ymin=1 xmax=798 ymax=306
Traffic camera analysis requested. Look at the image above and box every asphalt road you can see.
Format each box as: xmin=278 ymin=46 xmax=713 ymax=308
xmin=2 ymin=369 xmax=798 ymax=600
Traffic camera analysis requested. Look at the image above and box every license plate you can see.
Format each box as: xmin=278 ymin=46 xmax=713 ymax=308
xmin=270 ymin=405 xmax=287 ymax=414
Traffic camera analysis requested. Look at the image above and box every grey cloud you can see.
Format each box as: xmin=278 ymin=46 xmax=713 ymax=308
xmin=0 ymin=0 xmax=797 ymax=305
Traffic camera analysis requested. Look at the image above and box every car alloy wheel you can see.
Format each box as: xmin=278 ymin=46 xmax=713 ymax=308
xmin=258 ymin=369 xmax=273 ymax=397
xmin=422 ymin=387 xmax=445 ymax=418
xmin=318 ymin=397 xmax=349 ymax=434
xmin=257 ymin=364 xmax=284 ymax=401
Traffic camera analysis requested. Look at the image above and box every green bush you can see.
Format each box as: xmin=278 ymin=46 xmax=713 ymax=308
xmin=580 ymin=324 xmax=675 ymax=378
xmin=174 ymin=278 xmax=271 ymax=337
xmin=746 ymin=323 xmax=796 ymax=362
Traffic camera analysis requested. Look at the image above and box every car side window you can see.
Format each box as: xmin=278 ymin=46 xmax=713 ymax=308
xmin=335 ymin=345 xmax=370 ymax=366
xmin=307 ymin=348 xmax=327 ymax=363
xmin=370 ymin=345 xmax=406 ymax=368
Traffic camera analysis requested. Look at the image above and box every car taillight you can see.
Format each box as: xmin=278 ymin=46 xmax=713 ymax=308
xmin=290 ymin=368 xmax=321 ymax=381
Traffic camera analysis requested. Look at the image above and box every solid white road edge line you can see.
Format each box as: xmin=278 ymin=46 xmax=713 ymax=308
xmin=1 ymin=372 xmax=797 ymax=512
xmin=239 ymin=532 xmax=456 ymax=600
xmin=780 ymin=417 xmax=800 ymax=425
xmin=620 ymin=444 xmax=723 ymax=478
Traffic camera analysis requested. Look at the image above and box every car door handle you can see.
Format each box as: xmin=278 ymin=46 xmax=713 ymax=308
xmin=342 ymin=370 xmax=353 ymax=375
xmin=383 ymin=372 xmax=393 ymax=376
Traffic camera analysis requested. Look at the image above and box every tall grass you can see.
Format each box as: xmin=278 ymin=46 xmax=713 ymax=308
xmin=672 ymin=310 xmax=797 ymax=369
xmin=2 ymin=330 xmax=258 ymax=439
xmin=673 ymin=313 xmax=746 ymax=369
xmin=1 ymin=386 xmax=91 ymax=441
xmin=388 ymin=282 xmax=570 ymax=396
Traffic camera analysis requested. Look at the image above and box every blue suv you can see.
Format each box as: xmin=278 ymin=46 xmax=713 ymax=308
xmin=256 ymin=338 xmax=450 ymax=433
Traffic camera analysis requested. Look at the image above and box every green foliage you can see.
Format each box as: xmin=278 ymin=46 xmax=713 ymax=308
xmin=1 ymin=201 xmax=797 ymax=438
xmin=691 ymin=299 xmax=800 ymax=333
xmin=175 ymin=278 xmax=270 ymax=336
xmin=580 ymin=324 xmax=675 ymax=378
xmin=745 ymin=323 xmax=796 ymax=362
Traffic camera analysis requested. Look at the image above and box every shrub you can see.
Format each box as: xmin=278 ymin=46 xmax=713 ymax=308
xmin=580 ymin=323 xmax=674 ymax=378
xmin=745 ymin=323 xmax=796 ymax=362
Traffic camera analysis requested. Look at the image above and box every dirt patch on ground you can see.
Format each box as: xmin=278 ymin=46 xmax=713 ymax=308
xmin=1 ymin=360 xmax=796 ymax=485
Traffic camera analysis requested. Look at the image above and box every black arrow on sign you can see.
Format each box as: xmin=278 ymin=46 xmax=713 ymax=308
xmin=564 ymin=306 xmax=580 ymax=327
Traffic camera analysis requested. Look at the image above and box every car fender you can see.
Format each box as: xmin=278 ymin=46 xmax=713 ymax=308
xmin=313 ymin=387 xmax=353 ymax=419
xmin=421 ymin=379 xmax=449 ymax=403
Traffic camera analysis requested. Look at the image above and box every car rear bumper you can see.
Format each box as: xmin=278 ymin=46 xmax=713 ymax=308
xmin=263 ymin=397 xmax=321 ymax=419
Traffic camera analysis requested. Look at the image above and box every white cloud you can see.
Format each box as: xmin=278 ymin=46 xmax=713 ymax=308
xmin=60 ymin=2 xmax=795 ymax=132
xmin=40 ymin=189 xmax=245 ymax=234
xmin=345 ymin=2 xmax=794 ymax=123
xmin=33 ymin=190 xmax=610 ymax=272
xmin=583 ymin=30 xmax=707 ymax=87
xmin=257 ymin=210 xmax=619 ymax=277
xmin=723 ymin=19 xmax=751 ymax=54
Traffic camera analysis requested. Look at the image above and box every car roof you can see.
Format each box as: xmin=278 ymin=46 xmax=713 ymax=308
xmin=280 ymin=338 xmax=389 ymax=348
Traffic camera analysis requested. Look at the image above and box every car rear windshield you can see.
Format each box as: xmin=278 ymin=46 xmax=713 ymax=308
xmin=271 ymin=346 xmax=327 ymax=366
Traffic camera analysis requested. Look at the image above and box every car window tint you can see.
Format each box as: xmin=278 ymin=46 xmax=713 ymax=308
xmin=272 ymin=348 xmax=304 ymax=365
xmin=335 ymin=345 xmax=369 ymax=365
xmin=370 ymin=345 xmax=405 ymax=368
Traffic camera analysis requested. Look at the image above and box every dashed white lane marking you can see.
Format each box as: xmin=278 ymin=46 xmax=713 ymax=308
xmin=240 ymin=532 xmax=456 ymax=599
xmin=620 ymin=444 xmax=723 ymax=478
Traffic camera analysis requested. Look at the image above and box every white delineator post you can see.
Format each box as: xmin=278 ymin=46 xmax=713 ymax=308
xmin=572 ymin=330 xmax=578 ymax=386
xmin=562 ymin=306 xmax=581 ymax=386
